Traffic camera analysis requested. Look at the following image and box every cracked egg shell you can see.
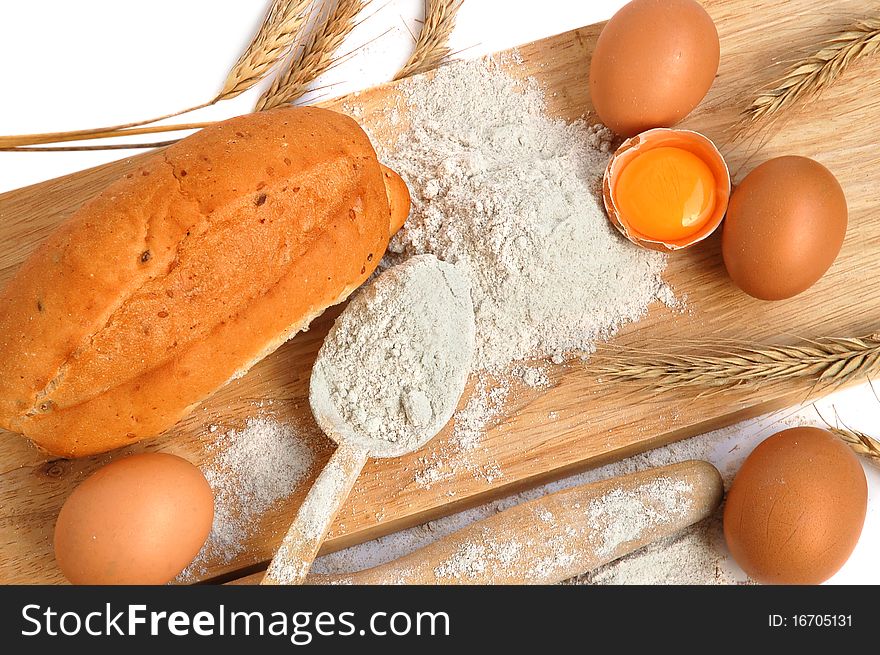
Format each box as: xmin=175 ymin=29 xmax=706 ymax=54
xmin=602 ymin=128 xmax=730 ymax=252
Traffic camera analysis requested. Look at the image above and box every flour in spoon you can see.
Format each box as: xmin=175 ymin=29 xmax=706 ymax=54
xmin=310 ymin=254 xmax=476 ymax=456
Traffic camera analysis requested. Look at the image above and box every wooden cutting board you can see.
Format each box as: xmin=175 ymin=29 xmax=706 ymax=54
xmin=2 ymin=0 xmax=879 ymax=584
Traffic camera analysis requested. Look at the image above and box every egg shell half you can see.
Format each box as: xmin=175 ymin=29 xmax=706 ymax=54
xmin=721 ymin=156 xmax=847 ymax=300
xmin=54 ymin=452 xmax=214 ymax=585
xmin=602 ymin=128 xmax=730 ymax=251
xmin=723 ymin=427 xmax=867 ymax=585
xmin=589 ymin=0 xmax=720 ymax=137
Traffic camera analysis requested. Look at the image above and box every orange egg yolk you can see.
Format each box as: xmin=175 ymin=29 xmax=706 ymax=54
xmin=614 ymin=146 xmax=717 ymax=242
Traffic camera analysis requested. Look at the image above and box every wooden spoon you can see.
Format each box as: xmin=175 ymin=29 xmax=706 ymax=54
xmin=261 ymin=257 xmax=475 ymax=584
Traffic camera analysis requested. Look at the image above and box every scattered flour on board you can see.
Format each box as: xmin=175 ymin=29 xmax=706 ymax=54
xmin=177 ymin=417 xmax=316 ymax=581
xmin=364 ymin=54 xmax=676 ymax=487
xmin=413 ymin=376 xmax=509 ymax=489
xmin=513 ymin=364 xmax=552 ymax=389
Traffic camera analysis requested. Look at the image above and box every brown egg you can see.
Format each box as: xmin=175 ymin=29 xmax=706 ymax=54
xmin=722 ymin=156 xmax=847 ymax=300
xmin=589 ymin=0 xmax=720 ymax=137
xmin=54 ymin=453 xmax=213 ymax=585
xmin=723 ymin=427 xmax=867 ymax=585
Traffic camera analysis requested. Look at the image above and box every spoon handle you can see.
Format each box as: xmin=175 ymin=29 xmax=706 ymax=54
xmin=261 ymin=442 xmax=370 ymax=585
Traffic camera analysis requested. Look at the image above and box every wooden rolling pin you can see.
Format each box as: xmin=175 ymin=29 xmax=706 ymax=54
xmin=233 ymin=460 xmax=722 ymax=585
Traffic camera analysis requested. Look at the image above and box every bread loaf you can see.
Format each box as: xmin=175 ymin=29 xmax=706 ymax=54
xmin=0 ymin=106 xmax=410 ymax=458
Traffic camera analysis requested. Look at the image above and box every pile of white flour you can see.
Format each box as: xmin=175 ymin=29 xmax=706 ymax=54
xmin=380 ymin=57 xmax=669 ymax=370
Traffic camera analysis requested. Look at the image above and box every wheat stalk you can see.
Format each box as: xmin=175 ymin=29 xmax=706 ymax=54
xmin=828 ymin=425 xmax=880 ymax=467
xmin=0 ymin=1 xmax=314 ymax=149
xmin=1 ymin=141 xmax=180 ymax=152
xmin=218 ymin=0 xmax=315 ymax=101
xmin=594 ymin=336 xmax=880 ymax=391
xmin=814 ymin=404 xmax=880 ymax=467
xmin=257 ymin=0 xmax=370 ymax=111
xmin=734 ymin=17 xmax=880 ymax=138
xmin=0 ymin=121 xmax=213 ymax=149
xmin=395 ymin=0 xmax=463 ymax=80
xmin=0 ymin=103 xmax=214 ymax=149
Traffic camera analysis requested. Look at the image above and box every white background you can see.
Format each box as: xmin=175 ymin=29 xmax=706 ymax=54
xmin=0 ymin=0 xmax=629 ymax=191
xmin=0 ymin=1 xmax=877 ymax=584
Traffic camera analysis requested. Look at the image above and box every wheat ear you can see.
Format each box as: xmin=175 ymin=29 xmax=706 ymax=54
xmin=734 ymin=17 xmax=880 ymax=138
xmin=218 ymin=0 xmax=315 ymax=101
xmin=814 ymin=404 xmax=880 ymax=467
xmin=256 ymin=0 xmax=370 ymax=111
xmin=828 ymin=425 xmax=880 ymax=467
xmin=395 ymin=0 xmax=463 ymax=80
xmin=0 ymin=104 xmax=214 ymax=149
xmin=593 ymin=336 xmax=880 ymax=391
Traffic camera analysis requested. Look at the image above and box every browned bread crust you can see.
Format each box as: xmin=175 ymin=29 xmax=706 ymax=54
xmin=0 ymin=106 xmax=401 ymax=457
